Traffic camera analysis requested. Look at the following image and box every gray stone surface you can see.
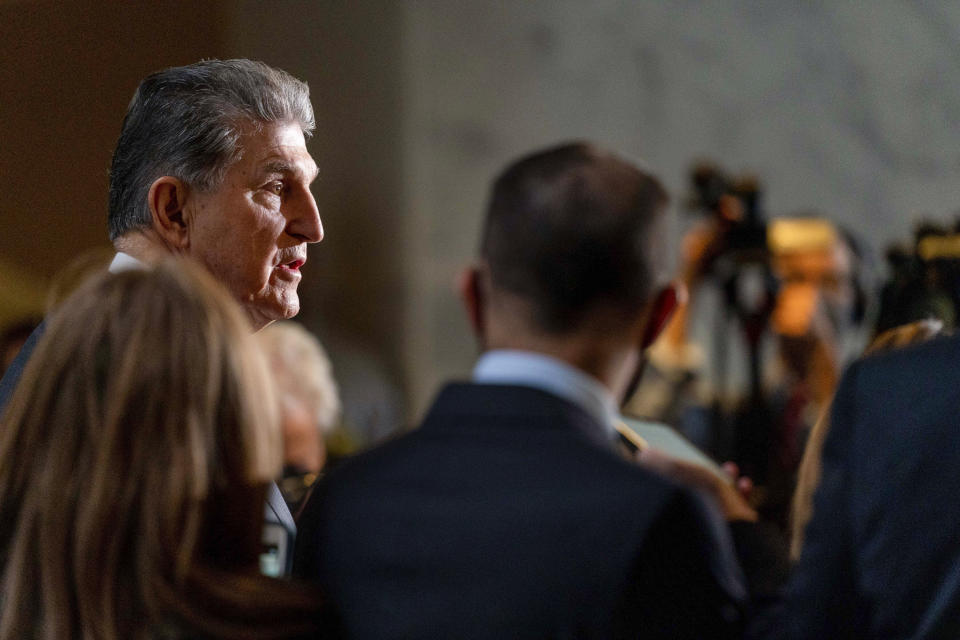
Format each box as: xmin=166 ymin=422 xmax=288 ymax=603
xmin=400 ymin=1 xmax=960 ymax=416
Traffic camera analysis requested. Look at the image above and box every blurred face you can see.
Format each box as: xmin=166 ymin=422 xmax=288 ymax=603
xmin=771 ymin=243 xmax=854 ymax=339
xmin=187 ymin=121 xmax=322 ymax=330
xmin=281 ymin=397 xmax=326 ymax=474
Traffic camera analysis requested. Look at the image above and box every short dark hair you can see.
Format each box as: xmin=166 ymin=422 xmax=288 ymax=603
xmin=108 ymin=59 xmax=314 ymax=242
xmin=480 ymin=142 xmax=669 ymax=333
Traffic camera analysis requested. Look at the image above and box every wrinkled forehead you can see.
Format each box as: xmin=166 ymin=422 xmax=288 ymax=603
xmin=235 ymin=121 xmax=318 ymax=179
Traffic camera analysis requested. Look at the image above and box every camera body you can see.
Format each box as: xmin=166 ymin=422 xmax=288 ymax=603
xmin=877 ymin=222 xmax=960 ymax=334
xmin=687 ymin=162 xmax=768 ymax=269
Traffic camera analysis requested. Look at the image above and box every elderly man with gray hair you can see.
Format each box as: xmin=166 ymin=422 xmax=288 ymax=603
xmin=0 ymin=59 xmax=323 ymax=576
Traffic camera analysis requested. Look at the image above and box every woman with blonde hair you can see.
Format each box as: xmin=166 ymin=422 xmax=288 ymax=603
xmin=0 ymin=259 xmax=324 ymax=639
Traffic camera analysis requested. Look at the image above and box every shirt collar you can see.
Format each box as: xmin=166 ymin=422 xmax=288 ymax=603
xmin=108 ymin=252 xmax=147 ymax=273
xmin=472 ymin=349 xmax=619 ymax=442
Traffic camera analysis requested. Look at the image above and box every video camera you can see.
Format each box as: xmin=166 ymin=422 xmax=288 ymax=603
xmin=877 ymin=220 xmax=960 ymax=334
xmin=687 ymin=162 xmax=768 ymax=267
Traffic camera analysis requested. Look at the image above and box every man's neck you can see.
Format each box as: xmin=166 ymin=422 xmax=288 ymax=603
xmin=112 ymin=230 xmax=178 ymax=265
xmin=480 ymin=292 xmax=646 ymax=403
xmin=484 ymin=332 xmax=641 ymax=406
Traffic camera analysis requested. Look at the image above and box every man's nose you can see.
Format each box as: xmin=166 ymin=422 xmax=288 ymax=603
xmin=286 ymin=188 xmax=324 ymax=243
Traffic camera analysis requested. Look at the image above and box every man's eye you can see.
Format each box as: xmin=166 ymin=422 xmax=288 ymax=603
xmin=267 ymin=181 xmax=284 ymax=195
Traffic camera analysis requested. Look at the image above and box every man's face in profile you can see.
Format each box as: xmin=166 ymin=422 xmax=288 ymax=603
xmin=187 ymin=121 xmax=323 ymax=330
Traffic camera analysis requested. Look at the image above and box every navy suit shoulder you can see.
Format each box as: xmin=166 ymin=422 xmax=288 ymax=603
xmin=0 ymin=321 xmax=45 ymax=414
xmin=295 ymin=382 xmax=746 ymax=639
xmin=783 ymin=333 xmax=960 ymax=639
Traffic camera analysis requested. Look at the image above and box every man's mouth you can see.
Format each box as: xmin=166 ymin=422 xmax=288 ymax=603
xmin=278 ymin=258 xmax=305 ymax=272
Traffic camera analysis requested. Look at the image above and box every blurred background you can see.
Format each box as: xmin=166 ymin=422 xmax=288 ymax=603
xmin=3 ymin=0 xmax=960 ymax=437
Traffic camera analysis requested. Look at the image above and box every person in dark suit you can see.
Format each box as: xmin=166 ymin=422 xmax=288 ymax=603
xmin=294 ymin=142 xmax=750 ymax=638
xmin=0 ymin=59 xmax=324 ymax=575
xmin=778 ymin=331 xmax=960 ymax=638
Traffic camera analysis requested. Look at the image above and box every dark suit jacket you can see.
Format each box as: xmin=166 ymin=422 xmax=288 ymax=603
xmin=295 ymin=382 xmax=747 ymax=639
xmin=0 ymin=322 xmax=297 ymax=574
xmin=782 ymin=334 xmax=960 ymax=638
xmin=0 ymin=320 xmax=44 ymax=412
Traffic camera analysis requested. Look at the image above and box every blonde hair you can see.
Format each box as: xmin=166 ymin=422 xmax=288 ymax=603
xmin=256 ymin=321 xmax=341 ymax=434
xmin=0 ymin=259 xmax=318 ymax=639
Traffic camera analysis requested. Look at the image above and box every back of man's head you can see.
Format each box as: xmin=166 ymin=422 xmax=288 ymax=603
xmin=480 ymin=142 xmax=669 ymax=334
xmin=108 ymin=59 xmax=314 ymax=242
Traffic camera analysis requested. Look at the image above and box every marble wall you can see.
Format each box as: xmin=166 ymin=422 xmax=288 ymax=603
xmin=400 ymin=1 xmax=960 ymax=416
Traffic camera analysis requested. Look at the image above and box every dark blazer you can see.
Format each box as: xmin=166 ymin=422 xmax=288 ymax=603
xmin=0 ymin=322 xmax=297 ymax=575
xmin=0 ymin=320 xmax=44 ymax=412
xmin=782 ymin=334 xmax=960 ymax=638
xmin=295 ymin=382 xmax=747 ymax=639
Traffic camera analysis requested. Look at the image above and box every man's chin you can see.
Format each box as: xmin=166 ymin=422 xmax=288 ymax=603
xmin=244 ymin=298 xmax=300 ymax=332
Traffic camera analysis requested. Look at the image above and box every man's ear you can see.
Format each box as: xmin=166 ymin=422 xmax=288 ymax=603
xmin=147 ymin=176 xmax=190 ymax=250
xmin=620 ymin=282 xmax=685 ymax=408
xmin=640 ymin=282 xmax=685 ymax=349
xmin=457 ymin=263 xmax=486 ymax=340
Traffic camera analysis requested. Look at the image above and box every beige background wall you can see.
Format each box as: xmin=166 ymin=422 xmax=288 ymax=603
xmin=0 ymin=2 xmax=228 ymax=325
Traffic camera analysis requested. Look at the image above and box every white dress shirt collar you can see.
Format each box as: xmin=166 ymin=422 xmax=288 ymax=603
xmin=108 ymin=251 xmax=146 ymax=273
xmin=472 ymin=349 xmax=619 ymax=442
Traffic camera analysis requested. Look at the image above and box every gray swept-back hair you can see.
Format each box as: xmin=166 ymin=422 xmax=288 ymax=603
xmin=108 ymin=59 xmax=314 ymax=241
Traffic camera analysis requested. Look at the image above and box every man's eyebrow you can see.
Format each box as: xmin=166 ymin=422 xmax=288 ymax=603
xmin=261 ymin=160 xmax=319 ymax=182
xmin=261 ymin=161 xmax=294 ymax=175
